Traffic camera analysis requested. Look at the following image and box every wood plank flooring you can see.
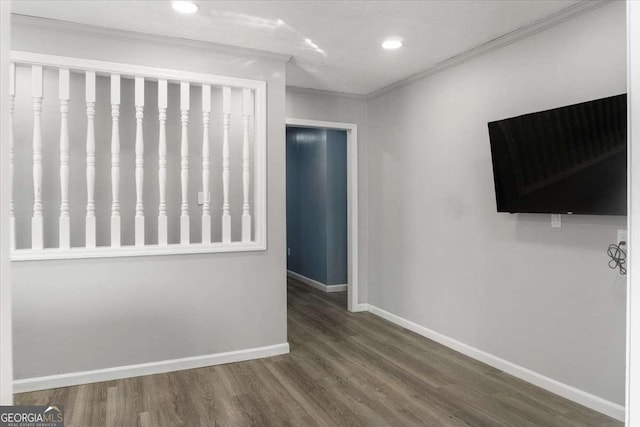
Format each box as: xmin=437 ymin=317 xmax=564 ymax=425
xmin=16 ymin=278 xmax=622 ymax=426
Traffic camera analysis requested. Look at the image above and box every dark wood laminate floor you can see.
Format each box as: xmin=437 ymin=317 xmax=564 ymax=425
xmin=16 ymin=278 xmax=622 ymax=426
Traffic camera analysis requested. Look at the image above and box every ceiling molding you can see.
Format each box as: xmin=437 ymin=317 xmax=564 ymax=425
xmin=367 ymin=0 xmax=613 ymax=100
xmin=286 ymin=85 xmax=367 ymax=100
xmin=11 ymin=14 xmax=292 ymax=63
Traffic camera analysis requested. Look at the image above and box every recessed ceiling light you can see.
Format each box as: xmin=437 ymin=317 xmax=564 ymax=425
xmin=382 ymin=38 xmax=403 ymax=50
xmin=172 ymin=1 xmax=199 ymax=14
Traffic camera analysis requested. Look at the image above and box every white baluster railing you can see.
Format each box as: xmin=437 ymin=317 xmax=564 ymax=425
xmin=180 ymin=81 xmax=190 ymax=244
xmin=10 ymin=52 xmax=267 ymax=261
xmin=222 ymin=86 xmax=231 ymax=243
xmin=158 ymin=79 xmax=168 ymax=246
xmin=59 ymin=68 xmax=71 ymax=249
xmin=202 ymin=84 xmax=211 ymax=244
xmin=110 ymin=73 xmax=121 ymax=248
xmin=31 ymin=65 xmax=44 ymax=250
xmin=134 ymin=77 xmax=145 ymax=247
xmin=85 ymin=71 xmax=96 ymax=248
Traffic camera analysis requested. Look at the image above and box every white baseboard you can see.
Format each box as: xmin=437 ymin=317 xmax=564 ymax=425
xmin=13 ymin=343 xmax=290 ymax=394
xmin=365 ymin=304 xmax=625 ymax=422
xmin=287 ymin=270 xmax=347 ymax=293
xmin=354 ymin=303 xmax=369 ymax=312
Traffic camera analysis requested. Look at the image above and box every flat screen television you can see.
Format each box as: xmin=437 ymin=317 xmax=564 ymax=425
xmin=487 ymin=94 xmax=627 ymax=216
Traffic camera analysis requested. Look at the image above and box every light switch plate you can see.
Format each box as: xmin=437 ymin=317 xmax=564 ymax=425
xmin=551 ymin=214 xmax=561 ymax=228
xmin=197 ymin=192 xmax=210 ymax=205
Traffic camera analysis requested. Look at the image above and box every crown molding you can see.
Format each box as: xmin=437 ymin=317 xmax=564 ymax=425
xmin=286 ymin=85 xmax=367 ymax=100
xmin=11 ymin=14 xmax=292 ymax=63
xmin=367 ymin=0 xmax=614 ymax=100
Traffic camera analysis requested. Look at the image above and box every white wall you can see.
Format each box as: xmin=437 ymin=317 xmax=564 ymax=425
xmin=11 ymin=19 xmax=288 ymax=380
xmin=286 ymin=88 xmax=369 ymax=302
xmin=367 ymin=2 xmax=627 ymax=406
xmin=0 ymin=1 xmax=13 ymax=404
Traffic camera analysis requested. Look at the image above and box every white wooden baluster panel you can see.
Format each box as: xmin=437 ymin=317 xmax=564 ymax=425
xmin=134 ymin=77 xmax=145 ymax=247
xmin=180 ymin=82 xmax=190 ymax=244
xmin=242 ymin=88 xmax=253 ymax=242
xmin=158 ymin=79 xmax=168 ymax=246
xmin=110 ymin=74 xmax=121 ymax=247
xmin=201 ymin=84 xmax=211 ymax=244
xmin=9 ymin=52 xmax=268 ymax=260
xmin=58 ymin=68 xmax=71 ymax=249
xmin=9 ymin=63 xmax=15 ymax=250
xmin=85 ymin=71 xmax=96 ymax=248
xmin=222 ymin=86 xmax=232 ymax=243
xmin=31 ymin=65 xmax=44 ymax=250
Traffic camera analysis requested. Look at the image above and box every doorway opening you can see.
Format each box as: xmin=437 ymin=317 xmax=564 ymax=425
xmin=285 ymin=119 xmax=359 ymax=312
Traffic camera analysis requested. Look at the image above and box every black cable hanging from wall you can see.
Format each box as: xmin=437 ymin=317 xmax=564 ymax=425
xmin=607 ymin=241 xmax=627 ymax=275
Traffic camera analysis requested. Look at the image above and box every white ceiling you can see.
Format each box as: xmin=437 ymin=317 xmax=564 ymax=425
xmin=11 ymin=0 xmax=584 ymax=95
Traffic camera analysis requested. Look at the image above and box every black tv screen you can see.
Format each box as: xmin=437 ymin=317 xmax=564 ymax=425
xmin=487 ymin=94 xmax=627 ymax=216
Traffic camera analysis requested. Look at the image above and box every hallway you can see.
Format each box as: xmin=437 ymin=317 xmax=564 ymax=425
xmin=15 ymin=279 xmax=621 ymax=426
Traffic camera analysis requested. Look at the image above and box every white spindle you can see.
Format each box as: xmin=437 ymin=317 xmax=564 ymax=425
xmin=9 ymin=63 xmax=15 ymax=251
xmin=85 ymin=71 xmax=96 ymax=248
xmin=180 ymin=82 xmax=190 ymax=244
xmin=31 ymin=65 xmax=44 ymax=250
xmin=134 ymin=77 xmax=145 ymax=247
xmin=110 ymin=74 xmax=121 ymax=247
xmin=222 ymin=86 xmax=231 ymax=243
xmin=202 ymin=85 xmax=211 ymax=244
xmin=58 ymin=68 xmax=71 ymax=249
xmin=242 ymin=89 xmax=253 ymax=242
xmin=158 ymin=79 xmax=168 ymax=246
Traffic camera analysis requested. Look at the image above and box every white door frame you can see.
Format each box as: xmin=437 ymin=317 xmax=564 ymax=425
xmin=285 ymin=118 xmax=359 ymax=313
xmin=627 ymin=0 xmax=639 ymax=424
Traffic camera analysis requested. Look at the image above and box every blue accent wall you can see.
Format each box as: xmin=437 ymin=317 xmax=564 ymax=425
xmin=325 ymin=130 xmax=348 ymax=285
xmin=286 ymin=127 xmax=347 ymax=286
